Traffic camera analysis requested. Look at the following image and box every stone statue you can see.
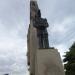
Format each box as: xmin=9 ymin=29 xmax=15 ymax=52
xmin=33 ymin=9 xmax=49 ymax=48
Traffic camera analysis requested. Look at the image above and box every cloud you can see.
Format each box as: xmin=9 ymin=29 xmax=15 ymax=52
xmin=0 ymin=0 xmax=29 ymax=74
xmin=0 ymin=36 xmax=27 ymax=74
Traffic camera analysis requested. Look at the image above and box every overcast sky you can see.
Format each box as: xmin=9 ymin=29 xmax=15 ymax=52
xmin=0 ymin=0 xmax=75 ymax=75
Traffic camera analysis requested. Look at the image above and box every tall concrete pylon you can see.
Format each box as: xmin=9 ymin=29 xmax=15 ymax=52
xmin=27 ymin=0 xmax=65 ymax=75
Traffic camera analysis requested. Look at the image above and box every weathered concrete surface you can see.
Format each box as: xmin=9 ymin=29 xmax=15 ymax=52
xmin=35 ymin=49 xmax=65 ymax=75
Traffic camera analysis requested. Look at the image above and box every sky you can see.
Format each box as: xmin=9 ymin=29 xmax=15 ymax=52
xmin=0 ymin=0 xmax=75 ymax=75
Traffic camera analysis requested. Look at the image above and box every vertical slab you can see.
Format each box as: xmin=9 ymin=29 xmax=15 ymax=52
xmin=35 ymin=49 xmax=65 ymax=75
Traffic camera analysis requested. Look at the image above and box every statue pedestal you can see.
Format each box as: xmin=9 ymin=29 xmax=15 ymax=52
xmin=35 ymin=48 xmax=65 ymax=75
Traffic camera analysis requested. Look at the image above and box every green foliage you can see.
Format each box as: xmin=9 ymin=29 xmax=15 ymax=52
xmin=63 ymin=42 xmax=75 ymax=75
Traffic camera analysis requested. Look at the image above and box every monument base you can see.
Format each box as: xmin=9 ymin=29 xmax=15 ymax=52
xmin=35 ymin=48 xmax=65 ymax=75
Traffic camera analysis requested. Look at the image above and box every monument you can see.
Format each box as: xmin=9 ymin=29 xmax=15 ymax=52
xmin=27 ymin=0 xmax=65 ymax=75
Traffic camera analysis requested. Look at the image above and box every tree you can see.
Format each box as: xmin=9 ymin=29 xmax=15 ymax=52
xmin=63 ymin=42 xmax=75 ymax=75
